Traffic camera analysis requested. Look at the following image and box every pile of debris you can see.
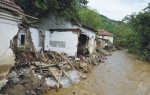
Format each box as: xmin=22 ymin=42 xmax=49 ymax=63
xmin=1 ymin=48 xmax=106 ymax=94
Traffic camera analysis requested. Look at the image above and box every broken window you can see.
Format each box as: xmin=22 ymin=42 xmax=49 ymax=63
xmin=50 ymin=41 xmax=66 ymax=48
xmin=77 ymin=34 xmax=89 ymax=55
xmin=78 ymin=34 xmax=88 ymax=46
xmin=21 ymin=35 xmax=25 ymax=45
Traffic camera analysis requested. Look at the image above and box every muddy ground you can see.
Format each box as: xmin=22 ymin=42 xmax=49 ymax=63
xmin=43 ymin=50 xmax=150 ymax=95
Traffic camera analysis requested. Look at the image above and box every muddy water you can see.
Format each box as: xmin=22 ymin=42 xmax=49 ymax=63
xmin=45 ymin=50 xmax=150 ymax=95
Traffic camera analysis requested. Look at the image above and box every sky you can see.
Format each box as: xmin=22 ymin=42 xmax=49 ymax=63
xmin=87 ymin=0 xmax=150 ymax=21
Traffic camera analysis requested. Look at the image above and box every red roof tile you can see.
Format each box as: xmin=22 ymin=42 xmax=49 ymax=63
xmin=0 ymin=0 xmax=23 ymax=15
xmin=98 ymin=29 xmax=114 ymax=37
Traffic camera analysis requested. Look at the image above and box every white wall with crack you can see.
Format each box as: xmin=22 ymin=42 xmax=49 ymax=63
xmin=0 ymin=12 xmax=22 ymax=90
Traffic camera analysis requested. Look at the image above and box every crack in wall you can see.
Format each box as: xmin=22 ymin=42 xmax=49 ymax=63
xmin=0 ymin=47 xmax=10 ymax=58
xmin=0 ymin=47 xmax=12 ymax=63
xmin=0 ymin=60 xmax=8 ymax=62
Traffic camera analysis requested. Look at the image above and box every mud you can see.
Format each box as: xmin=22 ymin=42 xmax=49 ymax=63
xmin=44 ymin=50 xmax=150 ymax=95
xmin=0 ymin=64 xmax=12 ymax=75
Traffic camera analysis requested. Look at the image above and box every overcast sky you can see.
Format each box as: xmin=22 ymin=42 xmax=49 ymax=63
xmin=87 ymin=0 xmax=150 ymax=21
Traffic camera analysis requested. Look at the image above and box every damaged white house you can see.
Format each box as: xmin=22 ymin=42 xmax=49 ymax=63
xmin=97 ymin=29 xmax=114 ymax=46
xmin=37 ymin=16 xmax=98 ymax=56
xmin=0 ymin=0 xmax=22 ymax=90
xmin=17 ymin=16 xmax=98 ymax=56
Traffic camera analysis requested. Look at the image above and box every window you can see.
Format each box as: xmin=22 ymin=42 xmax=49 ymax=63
xmin=21 ymin=35 xmax=25 ymax=45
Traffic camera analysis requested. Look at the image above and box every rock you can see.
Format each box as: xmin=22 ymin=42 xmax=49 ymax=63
xmin=80 ymin=62 xmax=87 ymax=68
xmin=37 ymin=74 xmax=43 ymax=80
xmin=12 ymin=77 xmax=20 ymax=84
xmin=65 ymin=65 xmax=72 ymax=71
xmin=78 ymin=55 xmax=84 ymax=61
xmin=30 ymin=90 xmax=36 ymax=94
xmin=81 ymin=74 xmax=86 ymax=79
xmin=112 ymin=45 xmax=117 ymax=51
xmin=75 ymin=57 xmax=80 ymax=61
xmin=8 ymin=71 xmax=18 ymax=78
xmin=72 ymin=63 xmax=80 ymax=70
xmin=90 ymin=55 xmax=98 ymax=66
xmin=73 ymin=92 xmax=76 ymax=94
xmin=32 ymin=70 xmax=43 ymax=80
xmin=34 ymin=62 xmax=42 ymax=66
xmin=80 ymin=62 xmax=88 ymax=72
xmin=19 ymin=85 xmax=24 ymax=91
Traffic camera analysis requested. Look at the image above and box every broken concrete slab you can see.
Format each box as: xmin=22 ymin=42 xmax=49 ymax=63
xmin=45 ymin=70 xmax=80 ymax=88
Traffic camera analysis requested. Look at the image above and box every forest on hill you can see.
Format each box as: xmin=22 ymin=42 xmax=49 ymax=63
xmin=14 ymin=0 xmax=150 ymax=61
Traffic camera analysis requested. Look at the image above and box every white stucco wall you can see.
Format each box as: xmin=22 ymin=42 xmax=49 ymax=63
xmin=0 ymin=12 xmax=21 ymax=90
xmin=38 ymin=16 xmax=96 ymax=53
xmin=29 ymin=28 xmax=42 ymax=52
xmin=29 ymin=28 xmax=78 ymax=56
xmin=78 ymin=27 xmax=95 ymax=53
xmin=99 ymin=36 xmax=113 ymax=43
xmin=45 ymin=31 xmax=78 ymax=56
xmin=108 ymin=36 xmax=113 ymax=43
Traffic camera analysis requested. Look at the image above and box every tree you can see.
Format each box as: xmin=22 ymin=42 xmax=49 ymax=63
xmin=112 ymin=22 xmax=133 ymax=47
xmin=123 ymin=3 xmax=150 ymax=60
xmin=78 ymin=8 xmax=102 ymax=30
xmin=77 ymin=0 xmax=89 ymax=6
xmin=14 ymin=0 xmax=88 ymax=22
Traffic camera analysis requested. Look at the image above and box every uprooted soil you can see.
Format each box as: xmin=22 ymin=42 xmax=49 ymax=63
xmin=1 ymin=70 xmax=46 ymax=95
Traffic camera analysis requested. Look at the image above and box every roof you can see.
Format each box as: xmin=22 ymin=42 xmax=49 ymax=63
xmin=98 ymin=29 xmax=114 ymax=37
xmin=75 ymin=21 xmax=98 ymax=33
xmin=50 ymin=28 xmax=81 ymax=32
xmin=0 ymin=0 xmax=23 ymax=15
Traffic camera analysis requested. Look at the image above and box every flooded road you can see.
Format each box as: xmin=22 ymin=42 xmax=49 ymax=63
xmin=45 ymin=50 xmax=150 ymax=95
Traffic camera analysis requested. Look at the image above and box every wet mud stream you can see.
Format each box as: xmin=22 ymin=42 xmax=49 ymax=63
xmin=44 ymin=50 xmax=150 ymax=95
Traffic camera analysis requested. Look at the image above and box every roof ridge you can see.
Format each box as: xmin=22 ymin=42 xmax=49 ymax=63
xmin=98 ymin=29 xmax=114 ymax=37
xmin=0 ymin=0 xmax=23 ymax=15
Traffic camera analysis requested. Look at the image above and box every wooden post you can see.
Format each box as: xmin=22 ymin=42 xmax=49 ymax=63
xmin=62 ymin=70 xmax=73 ymax=83
xmin=57 ymin=70 xmax=62 ymax=91
xmin=48 ymin=67 xmax=62 ymax=86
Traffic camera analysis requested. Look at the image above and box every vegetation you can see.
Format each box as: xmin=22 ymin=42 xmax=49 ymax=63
xmin=14 ymin=0 xmax=88 ymax=22
xmin=18 ymin=45 xmax=27 ymax=53
xmin=77 ymin=8 xmax=102 ymax=30
xmin=122 ymin=3 xmax=150 ymax=60
xmin=100 ymin=14 xmax=119 ymax=33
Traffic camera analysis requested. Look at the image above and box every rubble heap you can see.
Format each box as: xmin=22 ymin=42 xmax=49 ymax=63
xmin=1 ymin=48 xmax=106 ymax=95
xmin=1 ymin=30 xmax=107 ymax=94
